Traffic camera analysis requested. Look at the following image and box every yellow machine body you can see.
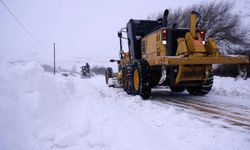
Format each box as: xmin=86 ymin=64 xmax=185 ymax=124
xmin=106 ymin=10 xmax=249 ymax=99
xmin=141 ymin=12 xmax=249 ymax=86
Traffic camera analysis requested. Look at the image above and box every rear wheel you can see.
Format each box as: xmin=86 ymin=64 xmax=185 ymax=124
xmin=187 ymin=73 xmax=214 ymax=96
xmin=131 ymin=60 xmax=151 ymax=99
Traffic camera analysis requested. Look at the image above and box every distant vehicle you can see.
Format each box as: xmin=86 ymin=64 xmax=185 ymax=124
xmin=81 ymin=63 xmax=95 ymax=78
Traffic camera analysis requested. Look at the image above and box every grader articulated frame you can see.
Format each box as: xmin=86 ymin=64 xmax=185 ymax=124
xmin=105 ymin=9 xmax=249 ymax=99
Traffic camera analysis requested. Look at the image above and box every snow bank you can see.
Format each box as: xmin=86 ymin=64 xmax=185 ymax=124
xmin=211 ymin=76 xmax=250 ymax=98
xmin=0 ymin=58 xmax=250 ymax=150
xmin=210 ymin=77 xmax=250 ymax=98
xmin=0 ymin=61 xmax=73 ymax=150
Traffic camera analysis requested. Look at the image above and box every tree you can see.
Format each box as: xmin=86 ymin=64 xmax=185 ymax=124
xmin=150 ymin=1 xmax=250 ymax=55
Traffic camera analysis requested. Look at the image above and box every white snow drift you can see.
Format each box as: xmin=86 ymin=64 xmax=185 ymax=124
xmin=0 ymin=59 xmax=250 ymax=150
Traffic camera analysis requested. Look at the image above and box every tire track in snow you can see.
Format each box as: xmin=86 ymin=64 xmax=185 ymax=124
xmin=165 ymin=99 xmax=250 ymax=128
xmin=152 ymin=93 xmax=250 ymax=131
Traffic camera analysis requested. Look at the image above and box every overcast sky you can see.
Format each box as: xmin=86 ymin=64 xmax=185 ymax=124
xmin=0 ymin=0 xmax=248 ymax=59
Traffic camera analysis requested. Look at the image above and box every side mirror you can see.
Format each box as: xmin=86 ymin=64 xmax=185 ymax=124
xmin=110 ymin=59 xmax=115 ymax=62
xmin=118 ymin=32 xmax=122 ymax=38
xmin=110 ymin=59 xmax=120 ymax=64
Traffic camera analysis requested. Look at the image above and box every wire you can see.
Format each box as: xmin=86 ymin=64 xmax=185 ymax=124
xmin=0 ymin=0 xmax=51 ymax=47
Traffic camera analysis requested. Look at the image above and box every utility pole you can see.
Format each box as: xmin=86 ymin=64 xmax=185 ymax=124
xmin=53 ymin=42 xmax=56 ymax=75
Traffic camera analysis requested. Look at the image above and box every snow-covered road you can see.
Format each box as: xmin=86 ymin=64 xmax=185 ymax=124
xmin=1 ymin=60 xmax=250 ymax=150
xmin=152 ymin=92 xmax=250 ymax=130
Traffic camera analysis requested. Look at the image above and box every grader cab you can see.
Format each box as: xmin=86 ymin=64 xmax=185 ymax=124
xmin=105 ymin=9 xmax=249 ymax=99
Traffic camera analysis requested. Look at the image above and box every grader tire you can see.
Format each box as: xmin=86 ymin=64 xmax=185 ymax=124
xmin=122 ymin=63 xmax=133 ymax=94
xmin=131 ymin=60 xmax=151 ymax=99
xmin=122 ymin=67 xmax=128 ymax=92
xmin=105 ymin=67 xmax=113 ymax=85
xmin=187 ymin=73 xmax=214 ymax=96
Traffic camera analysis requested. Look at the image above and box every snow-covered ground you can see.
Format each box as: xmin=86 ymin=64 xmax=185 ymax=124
xmin=0 ymin=58 xmax=250 ymax=150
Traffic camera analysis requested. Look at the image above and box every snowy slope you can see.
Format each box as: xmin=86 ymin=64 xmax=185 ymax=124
xmin=0 ymin=59 xmax=250 ymax=150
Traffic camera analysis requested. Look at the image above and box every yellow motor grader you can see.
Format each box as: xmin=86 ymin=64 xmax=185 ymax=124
xmin=105 ymin=9 xmax=249 ymax=99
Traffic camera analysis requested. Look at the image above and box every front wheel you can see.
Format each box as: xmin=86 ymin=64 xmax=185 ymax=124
xmin=122 ymin=63 xmax=133 ymax=94
xmin=105 ymin=67 xmax=113 ymax=85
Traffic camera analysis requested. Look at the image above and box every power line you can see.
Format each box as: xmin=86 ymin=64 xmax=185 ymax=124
xmin=0 ymin=0 xmax=51 ymax=47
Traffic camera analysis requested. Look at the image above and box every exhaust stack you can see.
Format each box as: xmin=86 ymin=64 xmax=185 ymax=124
xmin=163 ymin=9 xmax=169 ymax=27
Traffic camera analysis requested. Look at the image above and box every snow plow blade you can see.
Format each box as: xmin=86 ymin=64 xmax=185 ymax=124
xmin=148 ymin=55 xmax=250 ymax=66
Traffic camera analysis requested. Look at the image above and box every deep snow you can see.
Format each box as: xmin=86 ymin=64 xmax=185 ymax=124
xmin=0 ymin=58 xmax=250 ymax=150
